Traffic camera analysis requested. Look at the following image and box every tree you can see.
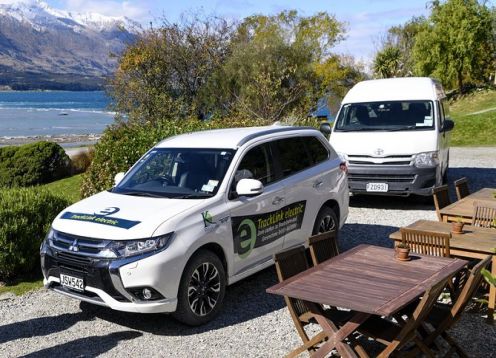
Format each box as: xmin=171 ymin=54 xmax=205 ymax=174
xmin=373 ymin=46 xmax=402 ymax=78
xmin=413 ymin=0 xmax=495 ymax=92
xmin=208 ymin=11 xmax=346 ymax=121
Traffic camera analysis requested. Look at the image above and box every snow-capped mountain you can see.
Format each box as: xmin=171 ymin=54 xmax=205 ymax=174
xmin=0 ymin=0 xmax=139 ymax=90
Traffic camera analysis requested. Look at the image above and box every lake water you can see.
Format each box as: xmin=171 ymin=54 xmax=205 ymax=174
xmin=0 ymin=91 xmax=115 ymax=139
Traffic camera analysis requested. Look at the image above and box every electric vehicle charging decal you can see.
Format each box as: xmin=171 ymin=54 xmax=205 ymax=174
xmin=232 ymin=201 xmax=306 ymax=258
xmin=60 ymin=211 xmax=141 ymax=229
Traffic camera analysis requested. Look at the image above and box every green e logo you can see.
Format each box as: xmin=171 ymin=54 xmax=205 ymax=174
xmin=237 ymin=219 xmax=257 ymax=259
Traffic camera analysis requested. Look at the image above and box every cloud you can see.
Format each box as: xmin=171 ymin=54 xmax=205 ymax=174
xmin=60 ymin=0 xmax=153 ymax=20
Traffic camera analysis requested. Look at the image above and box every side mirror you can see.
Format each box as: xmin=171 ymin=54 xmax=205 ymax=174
xmin=114 ymin=172 xmax=125 ymax=186
xmin=319 ymin=122 xmax=332 ymax=135
xmin=443 ymin=119 xmax=455 ymax=132
xmin=236 ymin=178 xmax=264 ymax=197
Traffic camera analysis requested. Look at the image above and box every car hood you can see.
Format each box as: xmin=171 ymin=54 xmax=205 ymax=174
xmin=52 ymin=191 xmax=205 ymax=240
xmin=330 ymin=130 xmax=438 ymax=156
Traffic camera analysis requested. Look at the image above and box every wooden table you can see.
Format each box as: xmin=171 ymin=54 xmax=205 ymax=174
xmin=390 ymin=219 xmax=496 ymax=320
xmin=439 ymin=187 xmax=496 ymax=224
xmin=266 ymin=244 xmax=467 ymax=357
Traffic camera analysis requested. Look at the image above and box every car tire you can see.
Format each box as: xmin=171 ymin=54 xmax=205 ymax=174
xmin=312 ymin=206 xmax=338 ymax=235
xmin=172 ymin=249 xmax=226 ymax=326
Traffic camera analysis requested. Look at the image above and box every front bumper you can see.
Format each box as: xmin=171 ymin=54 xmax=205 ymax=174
xmin=41 ymin=243 xmax=177 ymax=313
xmin=347 ymin=165 xmax=437 ymax=196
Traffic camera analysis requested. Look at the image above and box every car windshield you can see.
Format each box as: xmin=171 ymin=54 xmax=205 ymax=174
xmin=112 ymin=148 xmax=236 ymax=199
xmin=334 ymin=101 xmax=435 ymax=132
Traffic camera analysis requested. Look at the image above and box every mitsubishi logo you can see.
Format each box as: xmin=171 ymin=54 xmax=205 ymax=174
xmin=374 ymin=148 xmax=384 ymax=156
xmin=68 ymin=239 xmax=79 ymax=252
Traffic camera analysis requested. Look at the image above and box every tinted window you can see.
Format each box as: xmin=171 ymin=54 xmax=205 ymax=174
xmin=274 ymin=138 xmax=312 ymax=177
xmin=235 ymin=144 xmax=273 ymax=185
xmin=305 ymin=137 xmax=329 ymax=164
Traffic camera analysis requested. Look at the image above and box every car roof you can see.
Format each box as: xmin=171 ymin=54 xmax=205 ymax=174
xmin=155 ymin=125 xmax=320 ymax=149
xmin=343 ymin=77 xmax=445 ymax=103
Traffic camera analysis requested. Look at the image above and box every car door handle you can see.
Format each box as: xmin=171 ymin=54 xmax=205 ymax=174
xmin=272 ymin=197 xmax=284 ymax=205
xmin=313 ymin=180 xmax=323 ymax=188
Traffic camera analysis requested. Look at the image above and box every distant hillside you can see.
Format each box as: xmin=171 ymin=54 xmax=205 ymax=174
xmin=0 ymin=0 xmax=138 ymax=90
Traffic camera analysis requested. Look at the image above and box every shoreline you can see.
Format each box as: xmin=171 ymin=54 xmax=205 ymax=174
xmin=0 ymin=134 xmax=100 ymax=148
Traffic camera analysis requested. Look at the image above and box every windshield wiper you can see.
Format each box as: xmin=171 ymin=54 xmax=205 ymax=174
xmin=117 ymin=191 xmax=166 ymax=198
xmin=175 ymin=193 xmax=214 ymax=199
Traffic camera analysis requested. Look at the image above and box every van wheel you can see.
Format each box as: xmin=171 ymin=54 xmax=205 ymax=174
xmin=172 ymin=250 xmax=226 ymax=326
xmin=312 ymin=206 xmax=338 ymax=235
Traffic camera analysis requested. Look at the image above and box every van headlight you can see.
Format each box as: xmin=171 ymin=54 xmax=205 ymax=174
xmin=413 ymin=151 xmax=439 ymax=168
xmin=104 ymin=233 xmax=174 ymax=258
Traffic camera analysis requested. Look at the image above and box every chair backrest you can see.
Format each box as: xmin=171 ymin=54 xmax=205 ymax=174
xmin=308 ymin=230 xmax=339 ymax=266
xmin=273 ymin=246 xmax=310 ymax=319
xmin=454 ymin=177 xmax=470 ymax=200
xmin=432 ymin=185 xmax=451 ymax=221
xmin=472 ymin=200 xmax=496 ymax=228
xmin=400 ymin=227 xmax=451 ymax=257
xmin=381 ymin=277 xmax=449 ymax=356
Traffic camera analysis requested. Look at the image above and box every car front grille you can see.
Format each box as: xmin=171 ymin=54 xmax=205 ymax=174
xmin=348 ymin=155 xmax=413 ymax=166
xmin=348 ymin=173 xmax=416 ymax=183
xmin=51 ymin=231 xmax=110 ymax=257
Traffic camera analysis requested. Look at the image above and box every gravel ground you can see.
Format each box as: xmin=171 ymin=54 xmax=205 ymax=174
xmin=1 ymin=147 xmax=495 ymax=357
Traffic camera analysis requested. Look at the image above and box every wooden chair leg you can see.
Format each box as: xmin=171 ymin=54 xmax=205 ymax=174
xmin=413 ymin=337 xmax=435 ymax=358
xmin=441 ymin=332 xmax=469 ymax=358
xmin=286 ymin=331 xmax=327 ymax=358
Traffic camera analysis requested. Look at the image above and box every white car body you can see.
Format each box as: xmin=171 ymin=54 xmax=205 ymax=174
xmin=328 ymin=77 xmax=454 ymax=196
xmin=41 ymin=125 xmax=348 ymax=322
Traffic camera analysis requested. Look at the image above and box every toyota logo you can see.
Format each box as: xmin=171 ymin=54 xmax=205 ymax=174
xmin=374 ymin=148 xmax=384 ymax=156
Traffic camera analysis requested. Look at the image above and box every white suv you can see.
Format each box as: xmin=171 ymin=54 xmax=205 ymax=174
xmin=41 ymin=125 xmax=349 ymax=325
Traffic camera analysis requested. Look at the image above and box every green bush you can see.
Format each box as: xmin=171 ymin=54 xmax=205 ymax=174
xmin=0 ymin=187 xmax=70 ymax=280
xmin=0 ymin=141 xmax=71 ymax=188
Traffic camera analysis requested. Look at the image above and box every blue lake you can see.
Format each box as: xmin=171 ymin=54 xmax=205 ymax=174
xmin=0 ymin=91 xmax=115 ymax=138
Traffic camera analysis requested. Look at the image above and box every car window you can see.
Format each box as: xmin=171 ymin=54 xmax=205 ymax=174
xmin=305 ymin=137 xmax=329 ymax=164
xmin=274 ymin=137 xmax=312 ymax=177
xmin=235 ymin=143 xmax=273 ymax=185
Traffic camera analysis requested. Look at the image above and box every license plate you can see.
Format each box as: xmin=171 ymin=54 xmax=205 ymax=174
xmin=366 ymin=183 xmax=389 ymax=192
xmin=60 ymin=273 xmax=84 ymax=292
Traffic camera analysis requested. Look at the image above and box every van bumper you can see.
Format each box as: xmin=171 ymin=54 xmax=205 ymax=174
xmin=347 ymin=165 xmax=437 ymax=196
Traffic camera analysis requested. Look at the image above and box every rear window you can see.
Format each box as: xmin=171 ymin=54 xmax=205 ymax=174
xmin=305 ymin=136 xmax=329 ymax=164
xmin=274 ymin=137 xmax=312 ymax=177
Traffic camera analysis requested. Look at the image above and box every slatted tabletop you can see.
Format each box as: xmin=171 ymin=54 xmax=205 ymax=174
xmin=439 ymin=187 xmax=496 ymax=224
xmin=267 ymin=244 xmax=467 ymax=317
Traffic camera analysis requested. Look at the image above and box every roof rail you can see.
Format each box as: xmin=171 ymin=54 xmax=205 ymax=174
xmin=236 ymin=126 xmax=317 ymax=147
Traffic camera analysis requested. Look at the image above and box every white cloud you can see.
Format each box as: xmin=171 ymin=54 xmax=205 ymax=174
xmin=0 ymin=0 xmax=36 ymax=4
xmin=61 ymin=0 xmax=152 ymax=20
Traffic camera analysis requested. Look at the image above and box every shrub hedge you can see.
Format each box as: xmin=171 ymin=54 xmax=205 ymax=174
xmin=0 ymin=187 xmax=70 ymax=280
xmin=0 ymin=141 xmax=71 ymax=188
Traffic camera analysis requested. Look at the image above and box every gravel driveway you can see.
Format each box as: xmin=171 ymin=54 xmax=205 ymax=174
xmin=1 ymin=147 xmax=495 ymax=357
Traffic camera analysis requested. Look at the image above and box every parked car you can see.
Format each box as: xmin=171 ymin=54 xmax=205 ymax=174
xmin=321 ymin=77 xmax=454 ymax=196
xmin=41 ymin=125 xmax=349 ymax=325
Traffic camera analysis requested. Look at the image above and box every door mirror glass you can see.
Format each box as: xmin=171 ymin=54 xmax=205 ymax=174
xmin=236 ymin=178 xmax=264 ymax=197
xmin=443 ymin=119 xmax=454 ymax=132
xmin=319 ymin=122 xmax=332 ymax=135
xmin=114 ymin=172 xmax=125 ymax=186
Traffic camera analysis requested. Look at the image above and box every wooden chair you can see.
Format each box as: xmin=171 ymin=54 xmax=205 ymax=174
xmin=472 ymin=200 xmax=496 ymax=228
xmin=273 ymin=246 xmax=353 ymax=356
xmin=432 ymin=185 xmax=451 ymax=221
xmin=308 ymin=230 xmax=339 ymax=266
xmin=454 ymin=177 xmax=470 ymax=200
xmin=404 ymin=255 xmax=492 ymax=358
xmin=400 ymin=227 xmax=451 ymax=257
xmin=357 ymin=277 xmax=449 ymax=357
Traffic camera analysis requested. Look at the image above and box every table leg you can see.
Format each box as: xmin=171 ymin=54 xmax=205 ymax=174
xmin=312 ymin=311 xmax=370 ymax=358
xmin=488 ymin=255 xmax=496 ymax=323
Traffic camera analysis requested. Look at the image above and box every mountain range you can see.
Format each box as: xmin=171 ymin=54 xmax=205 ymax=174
xmin=0 ymin=0 xmax=138 ymax=90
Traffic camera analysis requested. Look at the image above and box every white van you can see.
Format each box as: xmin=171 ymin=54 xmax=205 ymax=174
xmin=321 ymin=77 xmax=454 ymax=196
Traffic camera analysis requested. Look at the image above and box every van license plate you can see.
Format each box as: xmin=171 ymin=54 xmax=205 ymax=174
xmin=60 ymin=273 xmax=84 ymax=292
xmin=366 ymin=183 xmax=388 ymax=192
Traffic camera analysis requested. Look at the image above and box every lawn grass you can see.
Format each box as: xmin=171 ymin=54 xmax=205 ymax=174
xmin=0 ymin=278 xmax=43 ymax=296
xmin=450 ymin=89 xmax=496 ymax=146
xmin=43 ymin=173 xmax=83 ymax=203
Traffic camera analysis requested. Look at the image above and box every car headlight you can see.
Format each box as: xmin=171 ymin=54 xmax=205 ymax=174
xmin=414 ymin=151 xmax=439 ymax=168
xmin=104 ymin=233 xmax=174 ymax=258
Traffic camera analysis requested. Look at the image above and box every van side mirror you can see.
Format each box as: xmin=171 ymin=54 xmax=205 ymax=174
xmin=442 ymin=119 xmax=455 ymax=132
xmin=114 ymin=172 xmax=125 ymax=186
xmin=236 ymin=179 xmax=264 ymax=197
xmin=319 ymin=122 xmax=332 ymax=135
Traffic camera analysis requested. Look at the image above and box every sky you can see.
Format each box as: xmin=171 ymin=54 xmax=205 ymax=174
xmin=2 ymin=0 xmax=495 ymax=65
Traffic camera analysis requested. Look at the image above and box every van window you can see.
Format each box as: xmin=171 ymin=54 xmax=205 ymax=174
xmin=274 ymin=138 xmax=312 ymax=177
xmin=335 ymin=101 xmax=434 ymax=131
xmin=305 ymin=137 xmax=329 ymax=164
